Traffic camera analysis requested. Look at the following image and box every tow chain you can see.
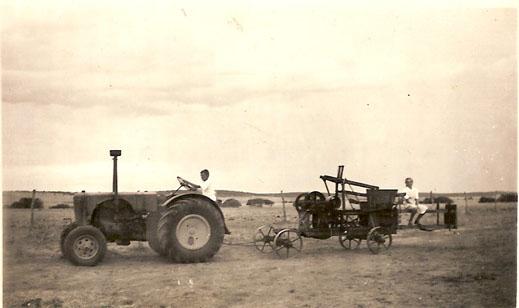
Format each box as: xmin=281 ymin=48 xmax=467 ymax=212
xmin=223 ymin=240 xmax=256 ymax=246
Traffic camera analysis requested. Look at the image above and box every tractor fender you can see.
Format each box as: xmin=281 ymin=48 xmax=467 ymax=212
xmin=73 ymin=196 xmax=121 ymax=226
xmin=73 ymin=195 xmax=129 ymax=226
xmin=161 ymin=193 xmax=231 ymax=234
xmin=89 ymin=198 xmax=133 ymax=224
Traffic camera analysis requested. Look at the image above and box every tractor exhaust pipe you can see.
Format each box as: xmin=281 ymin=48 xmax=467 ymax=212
xmin=110 ymin=150 xmax=122 ymax=205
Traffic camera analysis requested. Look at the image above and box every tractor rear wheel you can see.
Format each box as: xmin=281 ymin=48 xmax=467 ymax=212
xmin=146 ymin=211 xmax=165 ymax=255
xmin=60 ymin=222 xmax=78 ymax=257
xmin=157 ymin=198 xmax=224 ymax=263
xmin=63 ymin=225 xmax=107 ymax=266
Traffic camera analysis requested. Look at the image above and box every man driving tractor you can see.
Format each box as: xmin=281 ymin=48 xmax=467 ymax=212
xmin=189 ymin=169 xmax=217 ymax=201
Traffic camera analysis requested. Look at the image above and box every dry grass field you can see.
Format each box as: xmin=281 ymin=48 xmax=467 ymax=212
xmin=3 ymin=196 xmax=516 ymax=308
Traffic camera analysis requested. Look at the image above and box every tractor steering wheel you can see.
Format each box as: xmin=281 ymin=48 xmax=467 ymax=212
xmin=177 ymin=176 xmax=198 ymax=191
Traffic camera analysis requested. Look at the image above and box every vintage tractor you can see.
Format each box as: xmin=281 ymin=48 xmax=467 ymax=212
xmin=60 ymin=150 xmax=230 ymax=266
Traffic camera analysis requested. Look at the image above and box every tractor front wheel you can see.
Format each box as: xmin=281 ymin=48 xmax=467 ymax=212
xmin=157 ymin=198 xmax=224 ymax=263
xmin=60 ymin=222 xmax=78 ymax=257
xmin=63 ymin=225 xmax=107 ymax=266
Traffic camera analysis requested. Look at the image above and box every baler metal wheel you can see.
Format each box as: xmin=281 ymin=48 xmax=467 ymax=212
xmin=366 ymin=227 xmax=392 ymax=254
xmin=273 ymin=229 xmax=302 ymax=258
xmin=253 ymin=225 xmax=275 ymax=253
xmin=338 ymin=231 xmax=361 ymax=250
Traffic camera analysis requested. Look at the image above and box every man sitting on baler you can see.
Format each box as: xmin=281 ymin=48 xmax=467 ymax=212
xmin=400 ymin=177 xmax=429 ymax=230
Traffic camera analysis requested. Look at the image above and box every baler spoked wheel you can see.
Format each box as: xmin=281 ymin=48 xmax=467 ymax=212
xmin=366 ymin=227 xmax=392 ymax=254
xmin=253 ymin=225 xmax=275 ymax=253
xmin=273 ymin=229 xmax=302 ymax=258
xmin=338 ymin=231 xmax=361 ymax=250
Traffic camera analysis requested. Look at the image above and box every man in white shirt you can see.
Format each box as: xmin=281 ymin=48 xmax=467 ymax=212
xmin=192 ymin=169 xmax=217 ymax=201
xmin=400 ymin=177 xmax=428 ymax=228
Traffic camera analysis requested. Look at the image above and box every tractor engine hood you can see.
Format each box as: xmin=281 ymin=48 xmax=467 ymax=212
xmin=73 ymin=192 xmax=159 ymax=225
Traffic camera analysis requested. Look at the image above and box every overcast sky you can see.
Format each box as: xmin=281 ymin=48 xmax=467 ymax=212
xmin=1 ymin=2 xmax=516 ymax=193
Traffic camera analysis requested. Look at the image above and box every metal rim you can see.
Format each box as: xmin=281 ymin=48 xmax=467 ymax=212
xmin=366 ymin=227 xmax=392 ymax=254
xmin=73 ymin=234 xmax=100 ymax=260
xmin=175 ymin=214 xmax=212 ymax=250
xmin=294 ymin=193 xmax=308 ymax=211
xmin=339 ymin=231 xmax=361 ymax=250
xmin=306 ymin=191 xmax=325 ymax=202
xmin=273 ymin=229 xmax=303 ymax=258
xmin=253 ymin=225 xmax=274 ymax=253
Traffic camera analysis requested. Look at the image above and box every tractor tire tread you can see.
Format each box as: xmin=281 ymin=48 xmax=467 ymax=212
xmin=63 ymin=225 xmax=107 ymax=266
xmin=60 ymin=222 xmax=79 ymax=257
xmin=157 ymin=198 xmax=224 ymax=263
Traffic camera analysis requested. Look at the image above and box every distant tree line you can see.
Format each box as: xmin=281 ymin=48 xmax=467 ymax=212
xmin=479 ymin=193 xmax=518 ymax=203
xmin=421 ymin=196 xmax=454 ymax=204
xmin=8 ymin=198 xmax=73 ymax=209
xmin=50 ymin=203 xmax=71 ymax=209
xmin=221 ymin=199 xmax=242 ymax=208
xmin=478 ymin=196 xmax=495 ymax=203
xmin=247 ymin=198 xmax=274 ymax=207
xmin=10 ymin=198 xmax=43 ymax=209
xmin=498 ymin=193 xmax=518 ymax=202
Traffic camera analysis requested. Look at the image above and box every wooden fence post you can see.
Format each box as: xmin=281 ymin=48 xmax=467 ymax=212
xmin=436 ymin=201 xmax=440 ymax=226
xmin=280 ymin=190 xmax=287 ymax=222
xmin=494 ymin=191 xmax=498 ymax=211
xmin=429 ymin=191 xmax=434 ymax=224
xmin=463 ymin=192 xmax=469 ymax=214
xmin=29 ymin=189 xmax=36 ymax=232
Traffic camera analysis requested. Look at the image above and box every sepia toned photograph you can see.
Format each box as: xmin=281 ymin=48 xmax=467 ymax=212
xmin=2 ymin=1 xmax=517 ymax=307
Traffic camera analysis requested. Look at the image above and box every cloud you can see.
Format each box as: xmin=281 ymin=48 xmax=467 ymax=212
xmin=2 ymin=5 xmax=516 ymax=192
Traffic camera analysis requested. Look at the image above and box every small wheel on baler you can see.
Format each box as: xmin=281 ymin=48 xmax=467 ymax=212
xmin=338 ymin=231 xmax=361 ymax=250
xmin=366 ymin=227 xmax=392 ymax=254
xmin=253 ymin=225 xmax=275 ymax=253
xmin=273 ymin=228 xmax=302 ymax=258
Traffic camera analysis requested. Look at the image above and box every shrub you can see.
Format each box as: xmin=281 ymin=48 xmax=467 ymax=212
xmin=422 ymin=196 xmax=453 ymax=204
xmin=50 ymin=203 xmax=71 ymax=209
xmin=479 ymin=196 xmax=496 ymax=203
xmin=221 ymin=199 xmax=242 ymax=208
xmin=246 ymin=198 xmax=274 ymax=206
xmin=497 ymin=193 xmax=518 ymax=202
xmin=10 ymin=198 xmax=43 ymax=209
